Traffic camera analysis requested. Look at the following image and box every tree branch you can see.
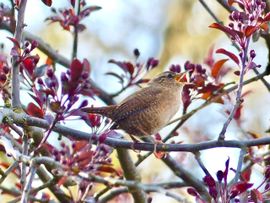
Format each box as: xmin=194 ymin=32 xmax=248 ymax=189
xmin=116 ymin=148 xmax=147 ymax=203
xmin=11 ymin=0 xmax=28 ymax=108
xmin=3 ymin=108 xmax=270 ymax=152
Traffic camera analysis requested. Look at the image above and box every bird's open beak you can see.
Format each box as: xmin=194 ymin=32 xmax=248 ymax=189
xmin=174 ymin=72 xmax=189 ymax=84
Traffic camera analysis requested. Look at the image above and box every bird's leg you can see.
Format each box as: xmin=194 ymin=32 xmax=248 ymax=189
xmin=151 ymin=134 xmax=167 ymax=159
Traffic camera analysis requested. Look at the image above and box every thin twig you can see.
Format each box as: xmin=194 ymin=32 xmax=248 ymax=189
xmin=72 ymin=0 xmax=81 ymax=59
xmin=21 ymin=166 xmax=37 ymax=203
xmin=0 ymin=186 xmax=47 ymax=203
xmin=0 ymin=161 xmax=19 ymax=184
xmin=194 ymin=152 xmax=211 ymax=177
xmin=252 ymin=68 xmax=270 ymax=91
xmin=20 ymin=134 xmax=28 ymax=188
xmin=11 ymin=0 xmax=28 ymax=108
xmin=31 ymin=178 xmax=57 ymax=194
xmin=218 ymin=38 xmax=251 ymax=140
xmin=233 ymin=147 xmax=247 ymax=184
xmin=199 ymin=0 xmax=222 ymax=23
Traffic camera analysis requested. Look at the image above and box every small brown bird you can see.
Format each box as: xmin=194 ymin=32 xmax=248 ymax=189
xmin=82 ymin=71 xmax=186 ymax=138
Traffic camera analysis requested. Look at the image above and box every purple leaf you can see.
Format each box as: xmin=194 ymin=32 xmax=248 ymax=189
xmin=216 ymin=48 xmax=240 ymax=65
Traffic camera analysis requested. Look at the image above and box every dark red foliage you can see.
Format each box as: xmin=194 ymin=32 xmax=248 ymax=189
xmin=41 ymin=0 xmax=52 ymax=7
xmin=26 ymin=102 xmax=44 ymax=118
xmin=209 ymin=0 xmax=267 ymax=78
xmin=107 ymin=49 xmax=159 ymax=94
xmin=250 ymin=189 xmax=263 ymax=203
xmin=190 ymin=158 xmax=255 ymax=202
xmin=30 ymin=58 xmax=95 ymax=123
xmin=172 ymin=58 xmax=228 ymax=111
xmin=229 ymin=182 xmax=253 ymax=198
xmin=86 ymin=113 xmax=101 ymax=128
xmin=46 ymin=2 xmax=101 ymax=31
xmin=50 ymin=140 xmax=115 ymax=178
xmin=264 ymin=166 xmax=270 ymax=179
xmin=187 ymin=188 xmax=199 ymax=197
xmin=216 ymin=48 xmax=239 ymax=65
xmin=22 ymin=55 xmax=40 ymax=76
xmin=203 ymin=175 xmax=216 ymax=187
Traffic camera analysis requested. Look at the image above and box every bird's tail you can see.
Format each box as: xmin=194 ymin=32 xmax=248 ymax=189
xmin=81 ymin=105 xmax=117 ymax=119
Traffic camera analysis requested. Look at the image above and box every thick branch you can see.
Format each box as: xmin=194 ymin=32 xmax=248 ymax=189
xmin=116 ymin=149 xmax=147 ymax=203
xmin=3 ymin=108 xmax=270 ymax=153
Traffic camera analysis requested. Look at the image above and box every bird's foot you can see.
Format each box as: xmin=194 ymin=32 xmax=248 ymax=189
xmin=153 ymin=140 xmax=167 ymax=159
xmin=152 ymin=134 xmax=167 ymax=159
xmin=129 ymin=134 xmax=141 ymax=154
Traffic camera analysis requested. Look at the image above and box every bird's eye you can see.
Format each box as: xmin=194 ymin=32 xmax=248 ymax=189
xmin=167 ymin=73 xmax=174 ymax=79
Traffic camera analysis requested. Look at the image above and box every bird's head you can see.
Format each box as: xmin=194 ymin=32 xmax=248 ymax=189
xmin=149 ymin=71 xmax=188 ymax=88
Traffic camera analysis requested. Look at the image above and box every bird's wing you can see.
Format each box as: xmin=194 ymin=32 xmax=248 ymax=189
xmin=112 ymin=86 xmax=163 ymax=121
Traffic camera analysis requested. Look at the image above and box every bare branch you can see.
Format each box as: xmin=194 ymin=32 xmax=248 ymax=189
xmin=199 ymin=0 xmax=222 ymax=23
xmin=116 ymin=148 xmax=147 ymax=203
xmin=3 ymin=108 xmax=270 ymax=152
xmin=0 ymin=161 xmax=19 ymax=184
xmin=233 ymin=147 xmax=247 ymax=184
xmin=21 ymin=166 xmax=36 ymax=203
xmin=11 ymin=0 xmax=28 ymax=108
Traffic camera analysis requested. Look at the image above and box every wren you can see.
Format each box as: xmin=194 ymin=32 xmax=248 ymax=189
xmin=82 ymin=71 xmax=186 ymax=138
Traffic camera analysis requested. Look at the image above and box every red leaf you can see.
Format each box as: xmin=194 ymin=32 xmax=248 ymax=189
xmin=209 ymin=23 xmax=242 ymax=39
xmin=216 ymin=48 xmax=239 ymax=65
xmin=23 ymin=58 xmax=35 ymax=75
xmin=41 ymin=0 xmax=52 ymax=6
xmin=108 ymin=60 xmax=134 ymax=75
xmin=154 ymin=151 xmax=166 ymax=159
xmin=72 ymin=141 xmax=88 ymax=151
xmin=99 ymin=133 xmax=108 ymax=143
xmin=70 ymin=0 xmax=75 ymax=7
xmin=264 ymin=12 xmax=270 ymax=21
xmin=241 ymin=168 xmax=251 ymax=182
xmin=126 ymin=62 xmax=134 ymax=75
xmin=16 ymin=183 xmax=22 ymax=190
xmin=193 ymin=74 xmax=205 ymax=86
xmin=211 ymin=59 xmax=228 ymax=78
xmin=201 ymin=91 xmax=212 ymax=100
xmin=234 ymin=105 xmax=242 ymax=120
xmin=70 ymin=59 xmax=83 ymax=82
xmin=96 ymin=165 xmax=120 ymax=175
xmin=7 ymin=37 xmax=20 ymax=48
xmin=76 ymin=151 xmax=93 ymax=167
xmin=80 ymin=6 xmax=102 ymax=18
xmin=26 ymin=102 xmax=44 ymax=118
xmin=57 ymin=176 xmax=68 ymax=187
xmin=260 ymin=22 xmax=269 ymax=32
xmin=250 ymin=189 xmax=263 ymax=202
xmin=187 ymin=188 xmax=199 ymax=197
xmin=245 ymin=25 xmax=257 ymax=37
xmin=230 ymin=182 xmax=253 ymax=198
xmin=46 ymin=57 xmax=54 ymax=66
xmin=83 ymin=58 xmax=91 ymax=74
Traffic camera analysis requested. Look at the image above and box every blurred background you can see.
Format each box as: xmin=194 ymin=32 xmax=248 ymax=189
xmin=0 ymin=0 xmax=270 ymax=202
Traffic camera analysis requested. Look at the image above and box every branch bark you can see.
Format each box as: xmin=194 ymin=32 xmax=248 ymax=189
xmin=11 ymin=0 xmax=28 ymax=108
